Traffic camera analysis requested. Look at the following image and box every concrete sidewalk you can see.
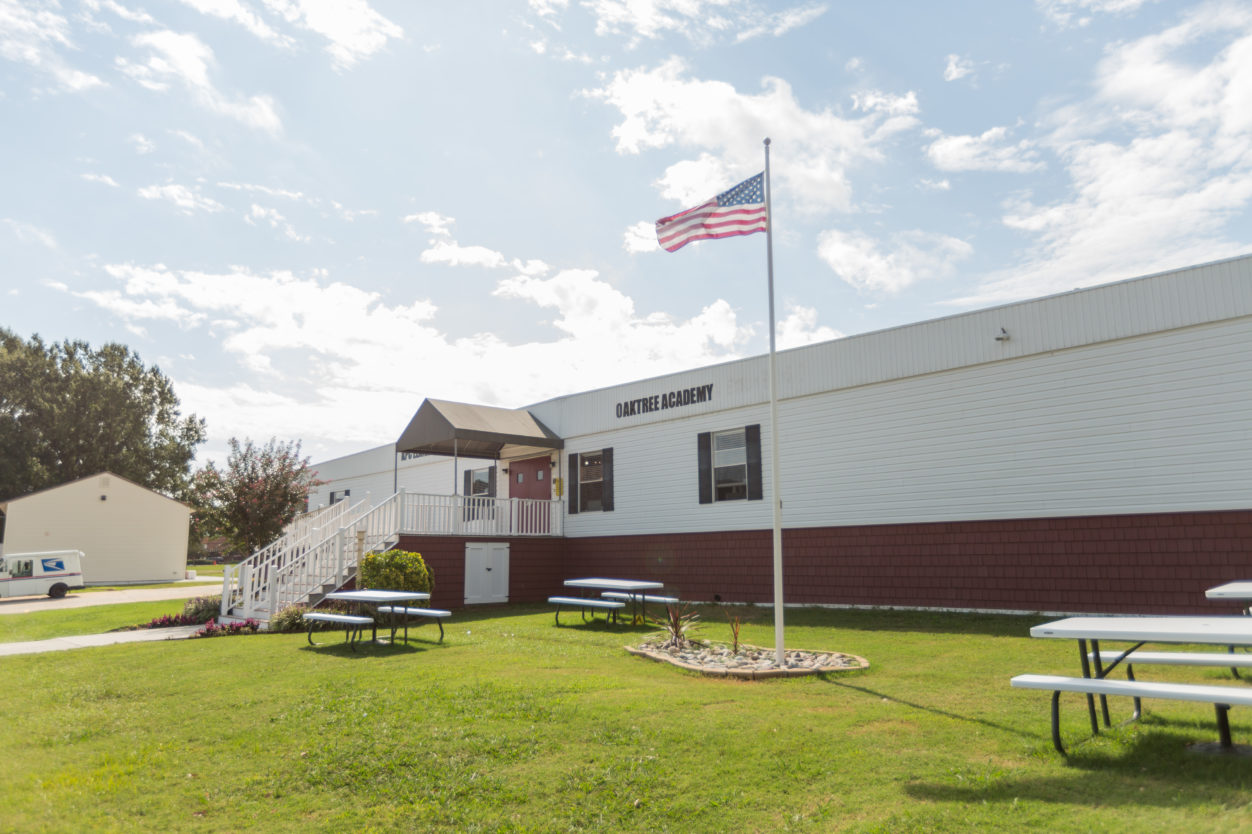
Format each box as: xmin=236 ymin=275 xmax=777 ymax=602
xmin=0 ymin=625 xmax=202 ymax=657
xmin=0 ymin=581 xmax=221 ymax=616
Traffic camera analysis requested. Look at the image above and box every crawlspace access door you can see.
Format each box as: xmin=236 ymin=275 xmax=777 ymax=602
xmin=464 ymin=542 xmax=509 ymax=604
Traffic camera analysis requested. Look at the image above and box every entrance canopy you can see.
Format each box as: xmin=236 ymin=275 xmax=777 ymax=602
xmin=395 ymin=398 xmax=563 ymax=461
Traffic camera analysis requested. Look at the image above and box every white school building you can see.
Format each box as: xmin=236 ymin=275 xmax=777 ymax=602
xmin=305 ymin=255 xmax=1252 ymax=616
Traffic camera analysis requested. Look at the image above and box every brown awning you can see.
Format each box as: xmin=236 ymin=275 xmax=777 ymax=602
xmin=394 ymin=398 xmax=563 ymax=460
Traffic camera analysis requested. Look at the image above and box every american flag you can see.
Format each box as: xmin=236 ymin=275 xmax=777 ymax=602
xmin=655 ymin=172 xmax=767 ymax=253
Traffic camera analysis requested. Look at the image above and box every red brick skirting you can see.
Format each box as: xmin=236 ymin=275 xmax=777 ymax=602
xmin=400 ymin=509 xmax=1252 ymax=615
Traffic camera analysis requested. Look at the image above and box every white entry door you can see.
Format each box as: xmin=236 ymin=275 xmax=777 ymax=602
xmin=464 ymin=542 xmax=509 ymax=604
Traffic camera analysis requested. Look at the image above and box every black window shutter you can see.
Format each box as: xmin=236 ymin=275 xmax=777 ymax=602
xmin=487 ymin=465 xmax=497 ymax=498
xmin=697 ymin=432 xmax=712 ymax=504
xmin=463 ymin=469 xmax=471 ymax=496
xmin=568 ymin=453 xmax=579 ymax=515
xmin=746 ymin=424 xmax=763 ymax=501
xmin=601 ymin=448 xmax=614 ymax=512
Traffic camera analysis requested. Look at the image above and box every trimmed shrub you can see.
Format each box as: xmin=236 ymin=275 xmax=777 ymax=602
xmin=182 ymin=595 xmax=222 ymax=623
xmin=359 ymin=549 xmax=433 ymax=595
xmin=269 ymin=603 xmax=310 ymax=633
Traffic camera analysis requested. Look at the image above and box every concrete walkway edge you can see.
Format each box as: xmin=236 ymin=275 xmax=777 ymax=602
xmin=0 ymin=625 xmax=202 ymax=657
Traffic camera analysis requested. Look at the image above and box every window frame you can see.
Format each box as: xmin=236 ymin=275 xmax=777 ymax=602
xmin=567 ymin=448 xmax=614 ymax=514
xmin=697 ymin=425 xmax=763 ymax=505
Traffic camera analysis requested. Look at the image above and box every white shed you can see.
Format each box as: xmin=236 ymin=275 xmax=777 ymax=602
xmin=0 ymin=472 xmax=190 ymax=585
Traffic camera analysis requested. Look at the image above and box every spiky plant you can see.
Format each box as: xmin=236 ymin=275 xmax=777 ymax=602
xmin=653 ymin=603 xmax=700 ymax=650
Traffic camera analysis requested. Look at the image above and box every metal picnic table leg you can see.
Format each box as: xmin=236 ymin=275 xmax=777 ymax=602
xmin=1090 ymin=639 xmax=1112 ymax=728
xmin=1077 ymin=639 xmax=1100 ymax=735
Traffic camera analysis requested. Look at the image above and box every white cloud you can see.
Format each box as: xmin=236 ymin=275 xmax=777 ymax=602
xmin=130 ymin=132 xmax=155 ymax=153
xmin=588 ymin=57 xmax=920 ymax=214
xmin=3 ymin=217 xmax=57 ymax=248
xmin=967 ymin=3 xmax=1252 ymax=303
xmin=168 ymin=128 xmax=206 ymax=149
xmin=138 ymin=182 xmax=226 ymax=213
xmin=420 ymin=239 xmax=508 ymax=269
xmin=245 ymin=203 xmax=308 ymax=241
xmin=777 ymin=304 xmax=841 ymax=349
xmin=118 ymin=30 xmax=282 ymax=134
xmin=817 ymin=228 xmax=973 ymax=293
xmin=403 ymin=211 xmax=455 ymax=236
xmin=85 ymin=259 xmax=754 ymax=456
xmin=0 ymin=0 xmax=105 ymax=91
xmin=623 ymin=220 xmax=659 ymax=253
xmin=260 ymin=0 xmax=402 ymax=69
xmin=529 ymin=0 xmax=570 ymax=16
xmin=84 ymin=0 xmax=157 ymax=25
xmin=173 ymin=0 xmax=291 ymax=47
xmin=82 ymin=172 xmax=120 ymax=186
xmin=580 ymin=0 xmax=826 ymax=47
xmin=919 ymin=177 xmax=951 ymax=191
xmin=219 ymin=181 xmax=308 ymax=202
xmin=734 ymin=4 xmax=827 ymax=43
xmin=1037 ymin=0 xmax=1156 ymax=28
xmin=926 ymin=126 xmax=1046 ymax=173
xmin=943 ymin=53 xmax=974 ymax=82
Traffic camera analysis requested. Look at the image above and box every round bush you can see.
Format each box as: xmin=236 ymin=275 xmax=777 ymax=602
xmin=358 ymin=549 xmax=433 ymax=594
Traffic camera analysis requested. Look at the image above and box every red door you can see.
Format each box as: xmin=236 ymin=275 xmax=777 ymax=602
xmin=510 ymin=456 xmax=552 ymax=500
xmin=509 ymin=456 xmax=552 ymax=534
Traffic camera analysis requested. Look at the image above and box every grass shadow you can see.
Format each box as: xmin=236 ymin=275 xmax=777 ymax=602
xmin=905 ymin=729 xmax=1252 ymax=809
xmin=822 ymin=677 xmax=1043 ymax=741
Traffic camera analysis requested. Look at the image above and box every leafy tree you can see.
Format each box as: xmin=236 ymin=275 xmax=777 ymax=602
xmin=0 ymin=328 xmax=206 ymax=500
xmin=191 ymin=437 xmax=323 ymax=556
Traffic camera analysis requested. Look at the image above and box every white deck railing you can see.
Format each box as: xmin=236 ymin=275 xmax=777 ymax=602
xmin=220 ymin=490 xmax=563 ymax=623
xmin=397 ymin=489 xmax=563 ymax=538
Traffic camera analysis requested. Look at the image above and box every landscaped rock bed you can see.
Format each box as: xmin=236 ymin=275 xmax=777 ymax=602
xmin=627 ymin=640 xmax=869 ymax=679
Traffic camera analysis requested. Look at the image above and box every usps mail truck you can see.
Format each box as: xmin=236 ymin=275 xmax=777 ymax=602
xmin=0 ymin=550 xmax=85 ymax=598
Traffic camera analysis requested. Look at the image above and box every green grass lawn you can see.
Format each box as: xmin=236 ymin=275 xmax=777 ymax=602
xmin=3 ymin=605 xmax=1252 ymax=833
xmin=0 ymin=599 xmax=189 ymax=642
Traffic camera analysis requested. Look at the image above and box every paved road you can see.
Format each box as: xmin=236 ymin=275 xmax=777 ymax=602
xmin=0 ymin=580 xmax=221 ymax=616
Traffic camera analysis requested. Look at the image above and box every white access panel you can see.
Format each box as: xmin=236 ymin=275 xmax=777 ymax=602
xmin=464 ymin=542 xmax=509 ymax=605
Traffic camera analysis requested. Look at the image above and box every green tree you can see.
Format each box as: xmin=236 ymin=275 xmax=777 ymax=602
xmin=0 ymin=328 xmax=206 ymax=500
xmin=191 ymin=437 xmax=323 ymax=556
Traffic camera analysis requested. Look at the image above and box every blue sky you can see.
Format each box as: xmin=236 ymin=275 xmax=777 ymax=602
xmin=3 ymin=0 xmax=1251 ymax=465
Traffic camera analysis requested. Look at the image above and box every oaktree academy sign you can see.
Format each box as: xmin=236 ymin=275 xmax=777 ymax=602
xmin=616 ymin=384 xmax=713 ymax=418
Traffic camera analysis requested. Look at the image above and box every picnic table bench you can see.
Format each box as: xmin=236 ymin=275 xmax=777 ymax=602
xmin=1012 ymin=673 xmax=1252 ymax=754
xmin=547 ymin=596 xmax=624 ymax=625
xmin=600 ymin=590 xmax=680 ymax=622
xmin=377 ymin=605 xmax=452 ymax=643
xmin=303 ymin=612 xmax=374 ymax=651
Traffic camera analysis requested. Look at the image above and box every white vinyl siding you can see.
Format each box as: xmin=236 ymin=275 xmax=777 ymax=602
xmin=563 ymin=313 xmax=1252 ymax=537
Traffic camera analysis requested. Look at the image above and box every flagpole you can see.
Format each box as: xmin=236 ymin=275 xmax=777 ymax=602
xmin=764 ymin=137 xmax=785 ymax=667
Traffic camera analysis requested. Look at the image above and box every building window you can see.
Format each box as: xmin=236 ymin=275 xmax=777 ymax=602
xmin=470 ymin=467 xmax=491 ymax=496
xmin=697 ymin=426 xmax=762 ymax=504
xmin=579 ymin=452 xmax=604 ymax=511
xmin=568 ymin=448 xmax=614 ymax=514
xmin=329 ymin=489 xmax=351 ymax=505
xmin=712 ymin=429 xmax=748 ymax=501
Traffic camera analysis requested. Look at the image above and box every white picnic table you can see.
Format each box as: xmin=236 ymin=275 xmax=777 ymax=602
xmin=563 ymin=578 xmax=664 ymax=623
xmin=1205 ymin=581 xmax=1252 ymax=607
xmin=1030 ymin=615 xmax=1252 ymax=734
xmin=325 ymin=589 xmax=431 ymax=644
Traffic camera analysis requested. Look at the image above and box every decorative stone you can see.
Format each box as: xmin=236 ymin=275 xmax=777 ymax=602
xmin=625 ymin=640 xmax=869 ymax=679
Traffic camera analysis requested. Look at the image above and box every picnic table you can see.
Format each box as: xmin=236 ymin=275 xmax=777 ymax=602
xmin=1017 ymin=615 xmax=1252 ymax=753
xmin=1205 ymin=581 xmax=1252 ymax=612
xmin=563 ymin=578 xmax=664 ymax=623
xmin=325 ymin=589 xmax=431 ymax=645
